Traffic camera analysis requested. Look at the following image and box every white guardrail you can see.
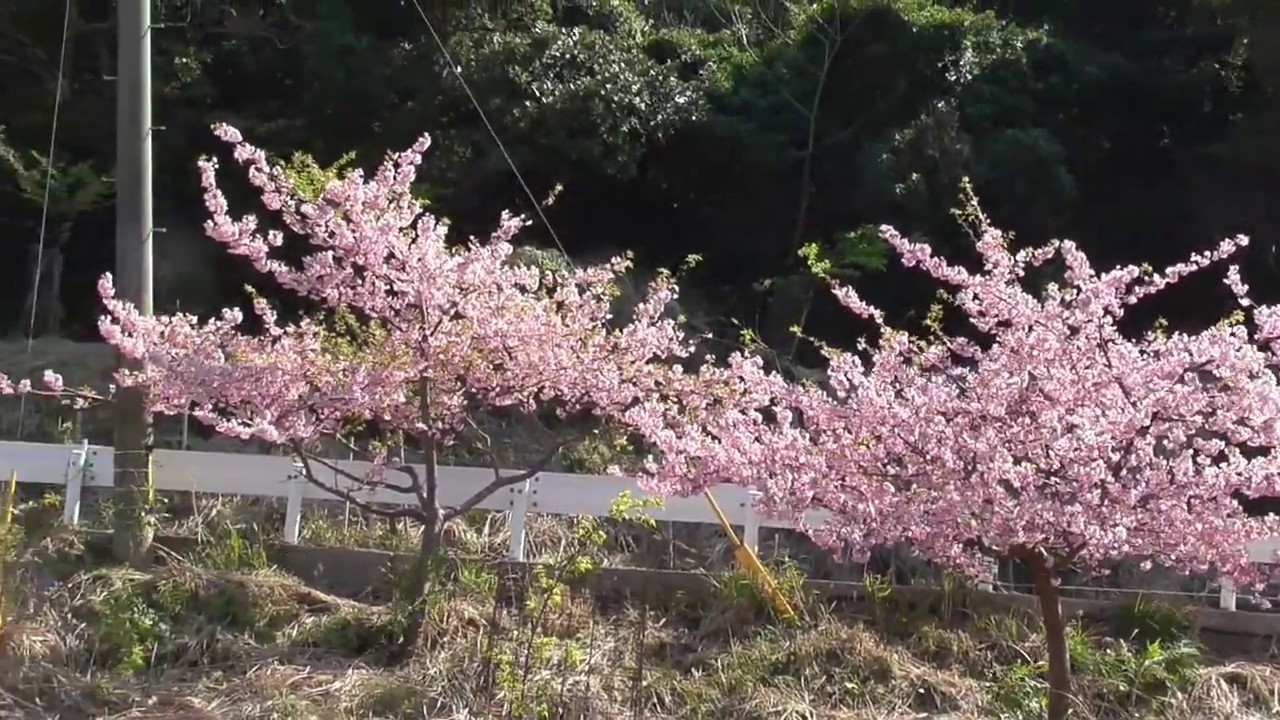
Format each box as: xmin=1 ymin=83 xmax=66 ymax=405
xmin=1 ymin=439 xmax=1276 ymax=611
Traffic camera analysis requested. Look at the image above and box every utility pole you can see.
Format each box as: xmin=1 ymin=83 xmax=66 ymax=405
xmin=113 ymin=0 xmax=154 ymax=567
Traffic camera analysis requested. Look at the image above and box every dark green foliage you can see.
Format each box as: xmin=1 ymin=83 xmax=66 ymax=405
xmin=0 ymin=0 xmax=1268 ymax=351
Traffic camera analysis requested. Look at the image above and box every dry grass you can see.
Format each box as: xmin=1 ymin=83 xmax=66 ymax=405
xmin=0 ymin=514 xmax=1275 ymax=720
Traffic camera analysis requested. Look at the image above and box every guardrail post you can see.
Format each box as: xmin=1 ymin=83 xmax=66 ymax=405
xmin=507 ymin=478 xmax=531 ymax=561
xmin=977 ymin=556 xmax=997 ymax=592
xmin=1218 ymin=578 xmax=1237 ymax=611
xmin=741 ymin=491 xmax=761 ymax=555
xmin=282 ymin=460 xmax=305 ymax=544
xmin=61 ymin=439 xmax=89 ymax=526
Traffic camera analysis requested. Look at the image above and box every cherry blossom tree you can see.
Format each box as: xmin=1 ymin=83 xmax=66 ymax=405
xmin=2 ymin=124 xmax=696 ymax=659
xmin=638 ymin=210 xmax=1280 ymax=720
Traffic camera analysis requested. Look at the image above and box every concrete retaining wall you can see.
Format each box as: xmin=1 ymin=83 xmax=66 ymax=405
xmin=79 ymin=532 xmax=1280 ymax=639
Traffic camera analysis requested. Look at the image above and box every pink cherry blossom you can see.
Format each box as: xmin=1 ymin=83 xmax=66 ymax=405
xmin=646 ymin=222 xmax=1280 ymax=585
xmin=72 ymin=125 xmax=694 ymax=453
xmin=42 ymin=370 xmax=64 ymax=393
xmin=635 ymin=216 xmax=1280 ymax=719
xmin=1 ymin=126 xmax=700 ymax=634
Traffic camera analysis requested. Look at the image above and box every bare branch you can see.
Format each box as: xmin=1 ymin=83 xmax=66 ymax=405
xmin=332 ymin=432 xmax=365 ymax=458
xmin=292 ymin=442 xmax=424 ymax=521
xmin=299 ymin=450 xmax=420 ymax=494
xmin=464 ymin=413 xmax=495 ymax=454
xmin=442 ymin=444 xmax=563 ymax=522
xmin=3 ymin=386 xmax=112 ymax=409
xmin=328 ymin=432 xmax=424 ymax=495
xmin=753 ymin=0 xmax=787 ymax=41
xmin=394 ymin=462 xmax=423 ymax=493
xmin=715 ymin=3 xmax=758 ymax=60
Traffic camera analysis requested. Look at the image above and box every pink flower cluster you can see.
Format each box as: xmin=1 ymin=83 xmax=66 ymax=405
xmin=640 ymin=220 xmax=1280 ymax=587
xmin=3 ymin=124 xmax=695 ymax=453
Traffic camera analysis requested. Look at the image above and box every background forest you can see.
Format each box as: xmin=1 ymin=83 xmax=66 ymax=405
xmin=2 ymin=0 xmax=1279 ymax=369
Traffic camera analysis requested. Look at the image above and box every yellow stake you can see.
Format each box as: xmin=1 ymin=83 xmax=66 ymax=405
xmin=0 ymin=470 xmax=17 ymax=634
xmin=2 ymin=470 xmax=14 ymax=528
xmin=703 ymin=489 xmax=796 ymax=622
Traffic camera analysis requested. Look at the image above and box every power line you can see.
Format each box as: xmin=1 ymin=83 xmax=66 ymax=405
xmin=401 ymin=3 xmax=763 ymax=358
xmin=16 ymin=0 xmax=73 ymax=438
xmin=405 ymin=0 xmax=575 ymax=269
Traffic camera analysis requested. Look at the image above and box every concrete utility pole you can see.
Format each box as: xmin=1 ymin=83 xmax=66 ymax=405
xmin=113 ymin=0 xmax=155 ymax=567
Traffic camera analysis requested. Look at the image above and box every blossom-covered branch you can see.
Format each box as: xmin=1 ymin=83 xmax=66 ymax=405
xmin=634 ymin=214 xmax=1280 ymax=719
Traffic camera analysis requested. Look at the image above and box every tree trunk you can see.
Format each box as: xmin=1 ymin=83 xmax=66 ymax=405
xmin=393 ymin=503 xmax=443 ymax=663
xmin=1030 ymin=552 xmax=1073 ymax=720
xmin=388 ymin=379 xmax=450 ymax=663
xmin=395 ymin=382 xmax=444 ymax=663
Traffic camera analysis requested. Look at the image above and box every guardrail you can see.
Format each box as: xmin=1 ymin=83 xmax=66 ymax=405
xmin=2 ymin=439 xmax=1276 ymax=612
xmin=0 ymin=439 xmax=827 ymax=557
